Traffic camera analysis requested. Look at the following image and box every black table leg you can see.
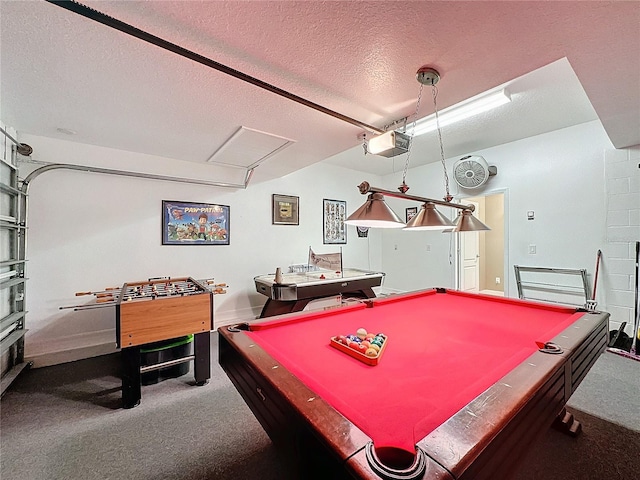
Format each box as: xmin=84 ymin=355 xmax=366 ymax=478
xmin=359 ymin=287 xmax=376 ymax=299
xmin=193 ymin=332 xmax=211 ymax=386
xmin=121 ymin=346 xmax=141 ymax=409
xmin=259 ymin=298 xmax=312 ymax=318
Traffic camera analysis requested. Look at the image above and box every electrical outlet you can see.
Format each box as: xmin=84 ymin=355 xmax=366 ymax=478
xmin=528 ymin=244 xmax=537 ymax=254
xmin=426 ymin=244 xmax=431 ymax=252
xmin=495 ymin=277 xmax=501 ymax=285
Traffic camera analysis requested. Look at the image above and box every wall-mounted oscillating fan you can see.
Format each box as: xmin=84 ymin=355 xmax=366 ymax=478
xmin=453 ymin=155 xmax=497 ymax=189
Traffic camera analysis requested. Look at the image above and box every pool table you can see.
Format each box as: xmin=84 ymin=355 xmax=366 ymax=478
xmin=218 ymin=288 xmax=609 ymax=479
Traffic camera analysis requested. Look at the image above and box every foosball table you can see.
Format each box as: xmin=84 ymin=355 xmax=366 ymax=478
xmin=67 ymin=276 xmax=226 ymax=408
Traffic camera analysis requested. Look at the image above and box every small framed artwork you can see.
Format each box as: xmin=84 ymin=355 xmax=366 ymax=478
xmin=272 ymin=194 xmax=299 ymax=225
xmin=406 ymin=206 xmax=418 ymax=223
xmin=162 ymin=200 xmax=230 ymax=245
xmin=356 ymin=226 xmax=369 ymax=238
xmin=323 ymin=199 xmax=347 ymax=244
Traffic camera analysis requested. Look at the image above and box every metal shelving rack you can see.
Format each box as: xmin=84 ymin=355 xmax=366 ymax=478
xmin=0 ymin=138 xmax=30 ymax=395
xmin=514 ymin=265 xmax=591 ymax=308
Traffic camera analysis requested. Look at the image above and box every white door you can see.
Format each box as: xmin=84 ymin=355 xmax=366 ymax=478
xmin=459 ymin=200 xmax=480 ymax=292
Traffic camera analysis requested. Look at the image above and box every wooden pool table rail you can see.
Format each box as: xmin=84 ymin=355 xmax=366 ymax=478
xmin=417 ymin=309 xmax=608 ymax=480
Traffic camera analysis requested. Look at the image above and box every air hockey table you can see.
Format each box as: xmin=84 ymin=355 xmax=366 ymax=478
xmin=254 ymin=268 xmax=385 ymax=317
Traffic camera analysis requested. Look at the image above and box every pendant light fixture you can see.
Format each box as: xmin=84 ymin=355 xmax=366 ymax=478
xmin=451 ymin=209 xmax=491 ymax=232
xmin=344 ymin=193 xmax=405 ymax=228
xmin=346 ymin=66 xmax=491 ymax=232
xmin=405 ymin=202 xmax=455 ymax=230
xmin=344 ymin=181 xmax=488 ymax=230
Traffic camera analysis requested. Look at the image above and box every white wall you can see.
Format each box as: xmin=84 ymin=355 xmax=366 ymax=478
xmin=11 ymin=119 xmax=638 ymax=367
xmin=603 ymin=147 xmax=640 ymax=335
xmin=378 ymin=121 xmax=620 ymax=318
xmin=18 ymin=135 xmax=382 ymax=366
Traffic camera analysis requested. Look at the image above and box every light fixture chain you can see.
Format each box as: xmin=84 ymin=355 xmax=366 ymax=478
xmin=431 ymin=85 xmax=451 ymax=201
xmin=401 ymin=82 xmax=425 ymax=185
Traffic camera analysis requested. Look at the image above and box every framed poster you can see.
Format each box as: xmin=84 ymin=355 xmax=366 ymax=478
xmin=162 ymin=200 xmax=230 ymax=245
xmin=272 ymin=194 xmax=299 ymax=225
xmin=323 ymin=198 xmax=347 ymax=244
xmin=406 ymin=206 xmax=418 ymax=223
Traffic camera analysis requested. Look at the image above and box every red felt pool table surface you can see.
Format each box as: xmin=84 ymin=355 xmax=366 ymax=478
xmin=246 ymin=289 xmax=585 ymax=454
xmin=219 ymin=288 xmax=609 ymax=479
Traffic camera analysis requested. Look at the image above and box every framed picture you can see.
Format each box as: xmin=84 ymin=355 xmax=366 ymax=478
xmin=162 ymin=200 xmax=230 ymax=245
xmin=272 ymin=194 xmax=299 ymax=225
xmin=406 ymin=206 xmax=418 ymax=223
xmin=323 ymin=199 xmax=347 ymax=244
xmin=356 ymin=226 xmax=369 ymax=238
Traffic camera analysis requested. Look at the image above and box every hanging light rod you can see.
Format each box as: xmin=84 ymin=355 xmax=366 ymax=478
xmin=344 ymin=181 xmax=491 ymax=232
xmin=354 ymin=181 xmax=475 ymax=212
xmin=45 ymin=0 xmax=386 ymax=135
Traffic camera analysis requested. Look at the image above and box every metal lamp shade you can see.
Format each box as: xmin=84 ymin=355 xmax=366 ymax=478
xmin=344 ymin=193 xmax=405 ymax=228
xmin=451 ymin=210 xmax=491 ymax=232
xmin=404 ymin=202 xmax=455 ymax=230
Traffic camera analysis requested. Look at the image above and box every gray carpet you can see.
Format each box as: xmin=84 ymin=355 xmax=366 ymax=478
xmin=1 ymin=333 xmax=638 ymax=480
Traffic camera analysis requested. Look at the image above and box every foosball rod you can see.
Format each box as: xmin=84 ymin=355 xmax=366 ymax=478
xmin=59 ymin=301 xmax=115 ymax=310
xmin=127 ymin=278 xmax=196 ymax=288
xmin=72 ymin=279 xmax=225 ymax=307
xmin=75 ymin=287 xmax=120 ymax=296
xmin=124 ymin=285 xmax=201 ymax=295
xmin=197 ymin=280 xmax=228 ymax=289
xmin=76 ymin=279 xmax=223 ymax=297
xmin=196 ymin=278 xmax=227 ymax=286
xmin=64 ymin=286 xmax=204 ymax=309
xmin=122 ymin=282 xmax=200 ymax=295
xmin=120 ymin=288 xmax=208 ymax=301
xmin=72 ymin=304 xmax=116 ymax=311
xmin=100 ymin=285 xmax=206 ymax=301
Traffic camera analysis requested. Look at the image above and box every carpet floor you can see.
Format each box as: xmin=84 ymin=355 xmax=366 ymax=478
xmin=1 ymin=333 xmax=638 ymax=480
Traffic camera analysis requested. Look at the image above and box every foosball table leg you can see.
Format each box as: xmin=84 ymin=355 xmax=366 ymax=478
xmin=121 ymin=346 xmax=142 ymax=408
xmin=193 ymin=332 xmax=211 ymax=386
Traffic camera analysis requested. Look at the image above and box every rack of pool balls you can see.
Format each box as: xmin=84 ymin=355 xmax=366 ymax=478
xmin=330 ymin=328 xmax=388 ymax=366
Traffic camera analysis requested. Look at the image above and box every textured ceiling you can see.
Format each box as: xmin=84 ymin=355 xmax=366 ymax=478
xmin=1 ymin=1 xmax=638 ymax=183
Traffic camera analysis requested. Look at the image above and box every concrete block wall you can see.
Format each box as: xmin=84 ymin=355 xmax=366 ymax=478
xmin=603 ymin=146 xmax=640 ymax=335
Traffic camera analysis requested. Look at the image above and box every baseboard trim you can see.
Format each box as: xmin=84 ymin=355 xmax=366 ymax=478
xmin=25 ymin=306 xmax=261 ymax=368
xmin=26 ymin=329 xmax=117 ymax=368
xmin=214 ymin=305 xmax=259 ymax=330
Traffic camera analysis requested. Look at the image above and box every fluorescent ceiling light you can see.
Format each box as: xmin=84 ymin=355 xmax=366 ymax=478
xmin=366 ymin=130 xmax=410 ymax=157
xmin=411 ymin=89 xmax=511 ymax=136
xmin=367 ymin=131 xmax=396 ymax=154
